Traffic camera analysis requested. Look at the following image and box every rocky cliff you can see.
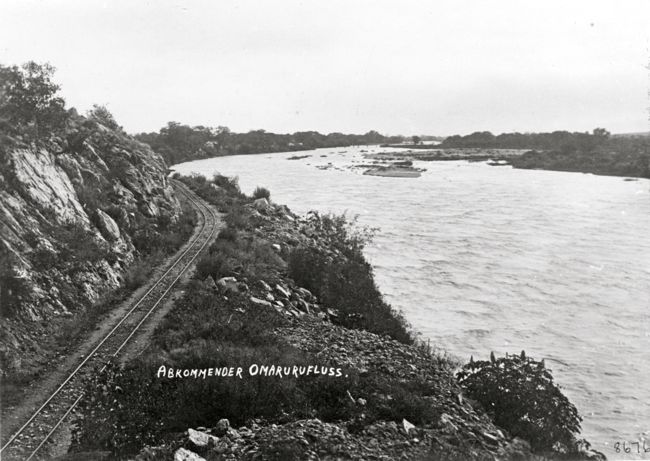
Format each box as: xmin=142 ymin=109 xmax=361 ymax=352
xmin=0 ymin=113 xmax=180 ymax=375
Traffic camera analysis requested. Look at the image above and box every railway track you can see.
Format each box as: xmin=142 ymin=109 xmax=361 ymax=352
xmin=0 ymin=180 xmax=219 ymax=460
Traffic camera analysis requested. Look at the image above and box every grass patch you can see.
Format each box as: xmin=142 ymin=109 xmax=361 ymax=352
xmin=252 ymin=186 xmax=270 ymax=200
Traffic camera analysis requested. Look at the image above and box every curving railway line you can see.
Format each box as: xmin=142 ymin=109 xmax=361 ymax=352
xmin=0 ymin=180 xmax=219 ymax=460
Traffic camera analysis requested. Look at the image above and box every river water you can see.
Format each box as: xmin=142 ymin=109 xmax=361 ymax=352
xmin=172 ymin=146 xmax=650 ymax=458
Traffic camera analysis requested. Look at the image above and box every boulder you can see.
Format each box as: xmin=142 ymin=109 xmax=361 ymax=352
xmin=174 ymin=447 xmax=205 ymax=461
xmin=402 ymin=418 xmax=416 ymax=435
xmin=253 ymin=198 xmax=270 ymax=212
xmin=296 ymin=287 xmax=313 ymax=300
xmin=188 ymin=428 xmax=219 ymax=449
xmin=214 ymin=418 xmax=230 ymax=436
xmin=95 ymin=209 xmax=121 ymax=241
xmin=217 ymin=277 xmax=239 ymax=294
xmin=204 ymin=277 xmax=218 ymax=290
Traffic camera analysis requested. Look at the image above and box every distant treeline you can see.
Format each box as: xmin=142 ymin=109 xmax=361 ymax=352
xmin=440 ymin=129 xmax=650 ymax=179
xmin=440 ymin=129 xmax=612 ymax=151
xmin=135 ymin=123 xmax=404 ymax=165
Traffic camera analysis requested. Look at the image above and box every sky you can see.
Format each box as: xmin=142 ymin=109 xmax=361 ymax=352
xmin=1 ymin=0 xmax=649 ymax=136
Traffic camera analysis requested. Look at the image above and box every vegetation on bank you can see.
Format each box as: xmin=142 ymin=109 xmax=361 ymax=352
xmin=71 ymin=174 xmax=600 ymax=460
xmin=71 ymin=175 xmax=417 ymax=457
xmin=440 ymin=129 xmax=650 ymax=178
xmin=458 ymin=352 xmax=584 ymax=454
xmin=135 ymin=123 xmax=404 ymax=165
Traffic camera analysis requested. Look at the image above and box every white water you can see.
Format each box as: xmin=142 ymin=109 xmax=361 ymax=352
xmin=172 ymin=146 xmax=650 ymax=458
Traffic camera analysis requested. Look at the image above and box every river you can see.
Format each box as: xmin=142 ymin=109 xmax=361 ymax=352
xmin=172 ymin=145 xmax=650 ymax=459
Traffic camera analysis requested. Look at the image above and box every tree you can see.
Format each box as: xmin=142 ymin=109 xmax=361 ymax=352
xmin=412 ymin=135 xmax=421 ymax=145
xmin=0 ymin=61 xmax=68 ymax=139
xmin=592 ymin=127 xmax=610 ymax=140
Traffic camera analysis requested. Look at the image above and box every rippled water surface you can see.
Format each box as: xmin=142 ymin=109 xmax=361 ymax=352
xmin=173 ymin=146 xmax=650 ymax=458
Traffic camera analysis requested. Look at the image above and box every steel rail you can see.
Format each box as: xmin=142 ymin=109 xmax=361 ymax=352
xmin=1 ymin=181 xmax=217 ymax=460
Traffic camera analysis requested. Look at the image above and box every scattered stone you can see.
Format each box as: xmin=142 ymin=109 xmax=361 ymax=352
xmin=259 ymin=280 xmax=272 ymax=291
xmin=275 ymin=284 xmax=291 ymax=299
xmin=296 ymin=287 xmax=313 ymax=300
xmin=296 ymin=299 xmax=311 ymax=313
xmin=402 ymin=419 xmax=416 ymax=435
xmin=250 ymin=296 xmax=273 ymax=308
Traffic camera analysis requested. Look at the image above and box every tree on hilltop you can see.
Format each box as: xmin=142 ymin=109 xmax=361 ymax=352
xmin=0 ymin=61 xmax=68 ymax=139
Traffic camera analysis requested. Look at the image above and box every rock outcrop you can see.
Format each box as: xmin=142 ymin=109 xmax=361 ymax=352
xmin=0 ymin=116 xmax=180 ymax=375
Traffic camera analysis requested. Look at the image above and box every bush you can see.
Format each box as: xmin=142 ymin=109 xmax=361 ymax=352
xmin=212 ymin=174 xmax=241 ymax=194
xmin=456 ymin=351 xmax=582 ymax=453
xmin=124 ymin=260 xmax=150 ymax=290
xmin=131 ymin=206 xmax=196 ymax=256
xmin=252 ymin=186 xmax=270 ymax=200
xmin=217 ymin=226 xmax=238 ymax=242
xmin=51 ymin=222 xmax=110 ymax=270
xmin=288 ymin=245 xmax=412 ymax=344
xmin=195 ymin=232 xmax=285 ymax=283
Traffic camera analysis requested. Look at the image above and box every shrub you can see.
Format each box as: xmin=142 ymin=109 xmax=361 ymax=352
xmin=131 ymin=207 xmax=196 ymax=256
xmin=212 ymin=174 xmax=240 ymax=194
xmin=194 ymin=236 xmax=285 ymax=282
xmin=288 ymin=245 xmax=412 ymax=344
xmin=456 ymin=351 xmax=582 ymax=453
xmin=217 ymin=226 xmax=238 ymax=242
xmin=124 ymin=260 xmax=150 ymax=290
xmin=252 ymin=186 xmax=270 ymax=200
xmin=0 ymin=271 xmax=32 ymax=317
xmin=52 ymin=222 xmax=110 ymax=270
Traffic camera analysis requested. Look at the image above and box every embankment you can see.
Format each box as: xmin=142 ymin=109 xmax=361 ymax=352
xmin=68 ymin=174 xmax=607 ymax=461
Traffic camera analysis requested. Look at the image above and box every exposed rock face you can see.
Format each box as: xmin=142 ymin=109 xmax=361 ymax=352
xmin=0 ymin=119 xmax=180 ymax=375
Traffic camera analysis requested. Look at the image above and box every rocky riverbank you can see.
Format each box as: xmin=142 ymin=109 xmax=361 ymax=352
xmin=68 ymin=174 xmax=605 ymax=461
